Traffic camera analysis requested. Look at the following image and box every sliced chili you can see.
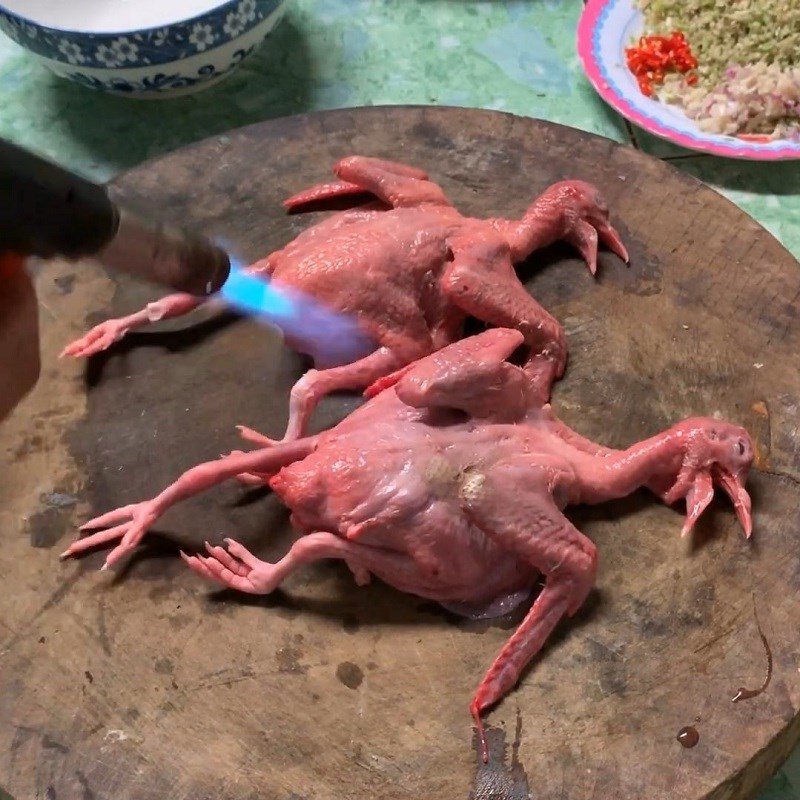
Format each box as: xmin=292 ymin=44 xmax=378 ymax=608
xmin=737 ymin=134 xmax=772 ymax=143
xmin=625 ymin=31 xmax=699 ymax=98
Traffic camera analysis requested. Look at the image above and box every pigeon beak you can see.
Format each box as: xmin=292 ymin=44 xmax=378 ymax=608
xmin=715 ymin=467 xmax=753 ymax=538
xmin=681 ymin=470 xmax=714 ymax=537
xmin=599 ymin=223 xmax=630 ymax=264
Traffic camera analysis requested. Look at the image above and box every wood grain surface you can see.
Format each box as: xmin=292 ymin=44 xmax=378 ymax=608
xmin=1 ymin=107 xmax=799 ymax=800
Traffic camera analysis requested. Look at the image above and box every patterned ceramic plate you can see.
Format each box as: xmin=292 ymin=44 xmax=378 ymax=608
xmin=577 ymin=0 xmax=800 ymax=160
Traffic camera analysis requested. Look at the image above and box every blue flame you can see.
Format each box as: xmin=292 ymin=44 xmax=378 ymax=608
xmin=219 ymin=260 xmax=294 ymax=319
xmin=216 ymin=247 xmax=375 ymax=368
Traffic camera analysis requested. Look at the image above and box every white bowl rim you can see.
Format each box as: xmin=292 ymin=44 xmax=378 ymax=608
xmin=0 ymin=0 xmax=278 ymax=36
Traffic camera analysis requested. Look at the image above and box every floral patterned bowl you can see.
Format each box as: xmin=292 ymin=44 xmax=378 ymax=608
xmin=0 ymin=0 xmax=287 ymax=97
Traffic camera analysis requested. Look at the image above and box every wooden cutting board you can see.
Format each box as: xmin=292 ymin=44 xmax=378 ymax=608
xmin=2 ymin=107 xmax=799 ymax=800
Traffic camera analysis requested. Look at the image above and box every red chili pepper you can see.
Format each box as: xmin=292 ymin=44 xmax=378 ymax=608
xmin=737 ymin=134 xmax=772 ymax=143
xmin=625 ymin=31 xmax=699 ymax=97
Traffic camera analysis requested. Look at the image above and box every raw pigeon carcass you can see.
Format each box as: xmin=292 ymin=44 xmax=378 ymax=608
xmin=61 ymin=328 xmax=754 ymax=760
xmin=61 ymin=156 xmax=627 ymax=440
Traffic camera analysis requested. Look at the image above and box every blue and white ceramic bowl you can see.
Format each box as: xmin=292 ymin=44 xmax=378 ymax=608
xmin=0 ymin=0 xmax=287 ymax=97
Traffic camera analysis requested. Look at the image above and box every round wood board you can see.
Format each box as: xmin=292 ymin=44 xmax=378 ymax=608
xmin=2 ymin=107 xmax=800 ymax=800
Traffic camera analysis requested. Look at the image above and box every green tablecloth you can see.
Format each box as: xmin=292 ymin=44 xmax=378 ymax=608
xmin=0 ymin=1 xmax=797 ymax=797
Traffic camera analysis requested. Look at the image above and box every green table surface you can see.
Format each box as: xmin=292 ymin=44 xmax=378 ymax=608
xmin=0 ymin=1 xmax=798 ymax=798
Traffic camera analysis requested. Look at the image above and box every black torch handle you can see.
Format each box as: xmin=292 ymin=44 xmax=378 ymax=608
xmin=0 ymin=139 xmax=231 ymax=295
xmin=0 ymin=138 xmax=119 ymax=259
